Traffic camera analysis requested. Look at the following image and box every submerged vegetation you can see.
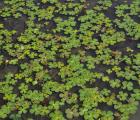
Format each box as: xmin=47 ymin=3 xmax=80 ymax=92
xmin=0 ymin=0 xmax=140 ymax=120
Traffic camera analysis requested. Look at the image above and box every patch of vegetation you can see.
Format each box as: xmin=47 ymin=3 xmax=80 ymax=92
xmin=0 ymin=0 xmax=140 ymax=120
